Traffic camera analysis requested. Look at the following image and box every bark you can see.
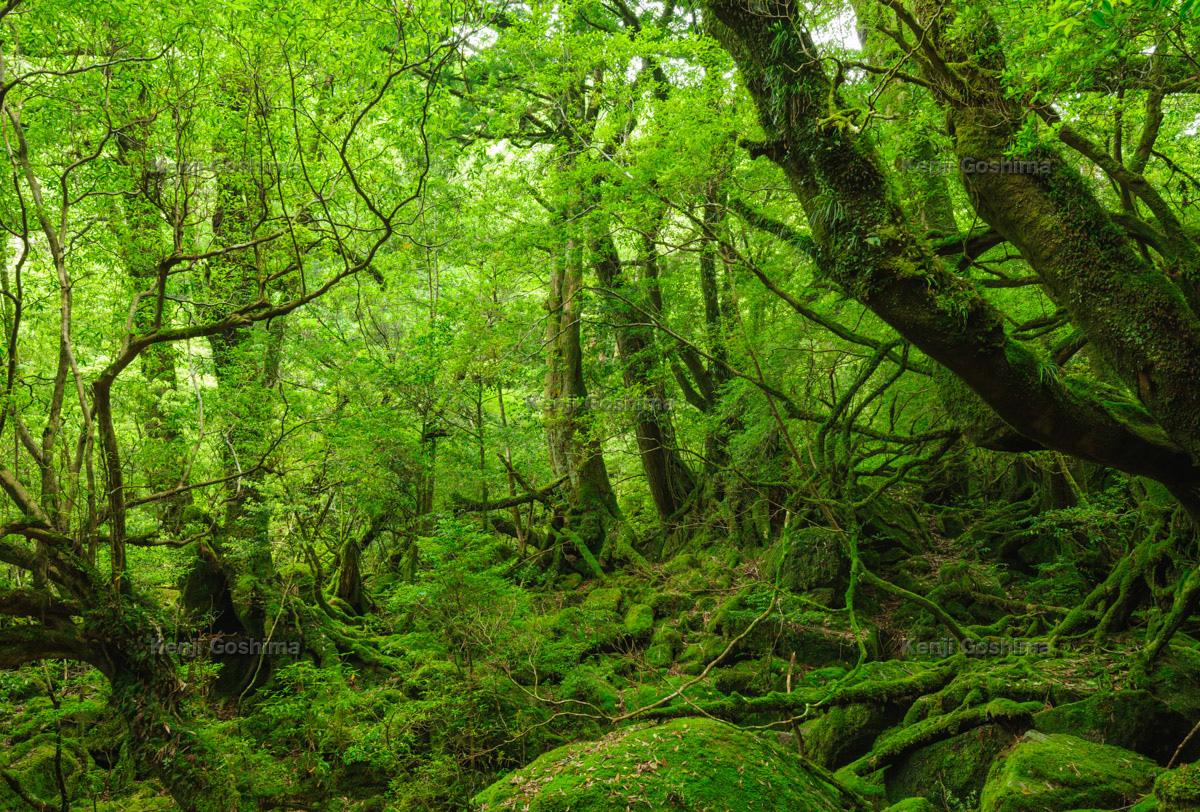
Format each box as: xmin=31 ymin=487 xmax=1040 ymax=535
xmin=543 ymin=215 xmax=620 ymax=565
xmin=592 ymin=228 xmax=697 ymax=527
xmin=704 ymin=0 xmax=1200 ymax=494
xmin=908 ymin=2 xmax=1200 ymax=469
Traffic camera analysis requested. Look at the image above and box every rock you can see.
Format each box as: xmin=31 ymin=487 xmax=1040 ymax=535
xmin=807 ymin=702 xmax=902 ymax=769
xmin=884 ymin=799 xmax=939 ymax=812
xmin=763 ymin=527 xmax=848 ymax=594
xmin=1144 ymin=645 xmax=1200 ymax=721
xmin=886 ymin=723 xmax=1016 ymax=807
xmin=583 ymin=587 xmax=624 ymax=614
xmin=651 ymin=626 xmax=683 ymax=657
xmin=706 ymin=585 xmax=859 ymax=667
xmin=623 ymin=604 xmax=654 ymax=640
xmin=1034 ymin=689 xmax=1198 ymax=764
xmin=980 ymin=731 xmax=1159 ymax=812
xmin=530 ymin=606 xmax=624 ymax=679
xmin=645 ymin=643 xmax=674 ymax=668
xmin=663 ymin=553 xmax=700 ymax=575
xmin=560 ymin=664 xmax=621 ymax=716
xmin=474 ymin=717 xmax=858 ymax=811
xmin=1155 ymin=764 xmax=1200 ymax=811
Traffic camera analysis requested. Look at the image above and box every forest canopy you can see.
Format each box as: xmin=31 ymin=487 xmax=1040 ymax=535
xmin=0 ymin=0 xmax=1199 ymax=809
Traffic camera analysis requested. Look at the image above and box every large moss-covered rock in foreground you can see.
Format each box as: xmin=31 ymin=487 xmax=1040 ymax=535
xmin=473 ymin=717 xmax=855 ymax=811
xmin=980 ymin=731 xmax=1158 ymax=812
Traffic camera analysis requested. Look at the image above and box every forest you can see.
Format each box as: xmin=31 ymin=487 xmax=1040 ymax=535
xmin=0 ymin=0 xmax=1199 ymax=809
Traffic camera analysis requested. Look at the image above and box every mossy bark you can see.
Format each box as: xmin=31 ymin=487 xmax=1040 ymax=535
xmin=704 ymin=0 xmax=1200 ymax=494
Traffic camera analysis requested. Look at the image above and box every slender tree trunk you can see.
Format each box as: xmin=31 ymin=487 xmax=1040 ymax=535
xmin=543 ymin=217 xmax=619 ymax=570
xmin=592 ymin=227 xmax=696 ymax=528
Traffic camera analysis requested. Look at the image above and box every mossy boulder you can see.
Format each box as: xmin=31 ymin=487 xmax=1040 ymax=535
xmin=584 ymin=587 xmax=624 ymax=614
xmin=883 ymin=799 xmax=939 ymax=812
xmin=707 ymin=586 xmax=858 ymax=667
xmin=0 ymin=741 xmax=89 ymax=808
xmin=473 ymin=717 xmax=857 ymax=811
xmin=530 ymin=606 xmax=625 ymax=679
xmin=1034 ymin=689 xmax=1197 ymax=764
xmin=806 ymin=701 xmax=902 ymax=769
xmin=560 ymin=664 xmax=622 ymax=716
xmin=623 ymin=604 xmax=654 ymax=640
xmin=763 ymin=528 xmax=848 ymax=594
xmin=886 ymin=723 xmax=1015 ymax=807
xmin=1144 ymin=645 xmax=1200 ymax=721
xmin=1155 ymin=764 xmax=1200 ymax=811
xmin=710 ymin=658 xmax=788 ymax=697
xmin=980 ymin=731 xmax=1158 ymax=812
xmin=663 ymin=553 xmax=700 ymax=575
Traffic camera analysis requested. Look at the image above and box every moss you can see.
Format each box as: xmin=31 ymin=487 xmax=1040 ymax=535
xmin=646 ymin=591 xmax=688 ymax=616
xmin=623 ymin=604 xmax=655 ymax=640
xmin=805 ymin=701 xmax=899 ymax=769
xmin=1155 ymin=764 xmax=1200 ymax=811
xmin=531 ymin=607 xmax=625 ymax=679
xmin=560 ymin=664 xmax=622 ymax=716
xmin=0 ymin=741 xmax=89 ymax=808
xmin=1142 ymin=645 xmax=1200 ymax=720
xmin=979 ymin=732 xmax=1158 ymax=812
xmin=663 ymin=553 xmax=700 ymax=575
xmin=1034 ymin=690 xmax=1195 ymax=764
xmin=884 ymin=799 xmax=939 ymax=812
xmin=711 ymin=658 xmax=790 ymax=697
xmin=763 ymin=528 xmax=848 ymax=594
xmin=886 ymin=723 xmax=1016 ymax=806
xmin=584 ymin=587 xmax=624 ymax=614
xmin=645 ymin=643 xmax=675 ymax=668
xmin=706 ymin=585 xmax=858 ymax=666
xmin=473 ymin=717 xmax=859 ymax=811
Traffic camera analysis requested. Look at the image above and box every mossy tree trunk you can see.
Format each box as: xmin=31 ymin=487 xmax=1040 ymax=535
xmin=593 ymin=225 xmax=698 ymax=531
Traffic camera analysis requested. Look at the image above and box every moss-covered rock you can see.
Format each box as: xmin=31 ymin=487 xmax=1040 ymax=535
xmin=645 ymin=643 xmax=675 ymax=668
xmin=706 ymin=585 xmax=858 ymax=666
xmin=886 ymin=723 xmax=1015 ymax=807
xmin=1034 ymin=689 xmax=1197 ymax=764
xmin=763 ymin=528 xmax=848 ymax=594
xmin=980 ymin=731 xmax=1158 ymax=812
xmin=883 ymin=798 xmax=939 ymax=812
xmin=806 ymin=701 xmax=901 ymax=770
xmin=623 ymin=604 xmax=654 ymax=640
xmin=530 ymin=606 xmax=625 ymax=679
xmin=473 ymin=717 xmax=859 ymax=811
xmin=1143 ymin=645 xmax=1200 ymax=721
xmin=662 ymin=553 xmax=700 ymax=575
xmin=1155 ymin=764 xmax=1200 ymax=811
xmin=584 ymin=587 xmax=624 ymax=614
xmin=0 ymin=740 xmax=89 ymax=808
xmin=560 ymin=664 xmax=622 ymax=716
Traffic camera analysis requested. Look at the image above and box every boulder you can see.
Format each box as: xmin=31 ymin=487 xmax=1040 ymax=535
xmin=1034 ymin=689 xmax=1198 ymax=764
xmin=474 ymin=717 xmax=858 ymax=811
xmin=623 ymin=604 xmax=654 ymax=640
xmin=886 ymin=723 xmax=1016 ymax=806
xmin=1155 ymin=764 xmax=1200 ymax=811
xmin=980 ymin=731 xmax=1158 ymax=812
xmin=763 ymin=528 xmax=848 ymax=594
